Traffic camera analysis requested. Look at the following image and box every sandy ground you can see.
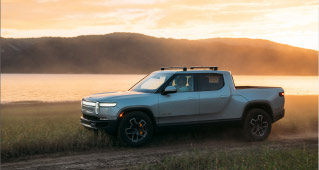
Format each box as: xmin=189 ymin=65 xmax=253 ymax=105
xmin=1 ymin=136 xmax=317 ymax=170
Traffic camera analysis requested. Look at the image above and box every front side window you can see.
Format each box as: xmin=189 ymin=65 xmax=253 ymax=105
xmin=197 ymin=74 xmax=224 ymax=91
xmin=130 ymin=72 xmax=173 ymax=93
xmin=168 ymin=74 xmax=194 ymax=92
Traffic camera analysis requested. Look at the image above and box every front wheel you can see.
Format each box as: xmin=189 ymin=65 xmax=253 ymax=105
xmin=117 ymin=111 xmax=153 ymax=147
xmin=242 ymin=109 xmax=272 ymax=141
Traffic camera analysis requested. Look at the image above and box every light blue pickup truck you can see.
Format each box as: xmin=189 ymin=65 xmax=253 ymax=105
xmin=81 ymin=66 xmax=285 ymax=146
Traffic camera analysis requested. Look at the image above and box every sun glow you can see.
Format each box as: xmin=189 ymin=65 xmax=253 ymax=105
xmin=1 ymin=0 xmax=318 ymax=50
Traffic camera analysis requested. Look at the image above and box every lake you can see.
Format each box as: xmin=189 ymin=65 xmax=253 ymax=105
xmin=1 ymin=74 xmax=318 ymax=103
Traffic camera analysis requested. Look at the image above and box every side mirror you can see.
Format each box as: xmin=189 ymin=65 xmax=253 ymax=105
xmin=162 ymin=86 xmax=177 ymax=95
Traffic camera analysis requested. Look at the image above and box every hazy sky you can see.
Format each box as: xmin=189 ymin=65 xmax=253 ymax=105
xmin=2 ymin=0 xmax=318 ymax=50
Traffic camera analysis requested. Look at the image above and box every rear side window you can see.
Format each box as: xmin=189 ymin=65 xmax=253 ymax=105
xmin=197 ymin=74 xmax=224 ymax=91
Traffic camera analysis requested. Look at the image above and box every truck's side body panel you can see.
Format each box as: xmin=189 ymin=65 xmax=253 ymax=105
xmin=81 ymin=70 xmax=285 ymax=130
xmin=198 ymin=72 xmax=285 ymax=122
xmin=158 ymin=92 xmax=199 ymax=124
xmin=235 ymin=88 xmax=285 ymax=119
xmin=197 ymin=75 xmax=232 ymax=120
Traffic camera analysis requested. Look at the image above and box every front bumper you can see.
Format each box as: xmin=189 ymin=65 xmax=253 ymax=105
xmin=80 ymin=115 xmax=118 ymax=135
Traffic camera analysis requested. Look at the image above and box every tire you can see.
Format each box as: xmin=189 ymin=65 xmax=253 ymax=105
xmin=242 ymin=108 xmax=272 ymax=141
xmin=117 ymin=111 xmax=153 ymax=147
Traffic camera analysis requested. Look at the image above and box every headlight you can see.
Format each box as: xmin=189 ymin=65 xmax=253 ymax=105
xmin=82 ymin=100 xmax=96 ymax=106
xmin=99 ymin=103 xmax=117 ymax=107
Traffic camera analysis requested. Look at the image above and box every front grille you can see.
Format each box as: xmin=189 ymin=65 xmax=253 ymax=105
xmin=83 ymin=114 xmax=99 ymax=121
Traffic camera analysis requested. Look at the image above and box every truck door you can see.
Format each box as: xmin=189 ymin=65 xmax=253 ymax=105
xmin=196 ymin=73 xmax=231 ymax=121
xmin=158 ymin=74 xmax=199 ymax=124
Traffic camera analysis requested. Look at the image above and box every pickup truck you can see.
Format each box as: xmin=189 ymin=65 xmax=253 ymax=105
xmin=80 ymin=66 xmax=285 ymax=146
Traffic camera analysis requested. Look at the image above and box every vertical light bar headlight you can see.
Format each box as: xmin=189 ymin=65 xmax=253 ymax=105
xmin=95 ymin=102 xmax=100 ymax=114
xmin=99 ymin=103 xmax=117 ymax=107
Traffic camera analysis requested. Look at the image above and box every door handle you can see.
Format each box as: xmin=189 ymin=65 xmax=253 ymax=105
xmin=220 ymin=95 xmax=228 ymax=97
xmin=188 ymin=97 xmax=196 ymax=99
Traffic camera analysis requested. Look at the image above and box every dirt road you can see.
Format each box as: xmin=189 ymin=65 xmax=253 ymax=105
xmin=2 ymin=136 xmax=317 ymax=170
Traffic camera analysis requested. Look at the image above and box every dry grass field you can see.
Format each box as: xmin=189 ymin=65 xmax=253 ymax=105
xmin=1 ymin=95 xmax=317 ymax=165
xmin=137 ymin=144 xmax=317 ymax=170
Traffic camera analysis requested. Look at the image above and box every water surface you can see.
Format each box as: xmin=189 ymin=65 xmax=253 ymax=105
xmin=1 ymin=74 xmax=317 ymax=103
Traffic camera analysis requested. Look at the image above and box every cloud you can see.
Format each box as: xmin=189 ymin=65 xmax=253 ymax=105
xmin=94 ymin=0 xmax=168 ymax=6
xmin=37 ymin=0 xmax=60 ymax=3
xmin=1 ymin=0 xmax=318 ymax=50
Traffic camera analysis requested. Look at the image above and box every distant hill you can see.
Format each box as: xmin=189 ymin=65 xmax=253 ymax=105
xmin=1 ymin=33 xmax=318 ymax=75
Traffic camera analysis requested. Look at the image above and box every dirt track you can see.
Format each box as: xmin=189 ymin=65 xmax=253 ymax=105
xmin=2 ymin=136 xmax=317 ymax=170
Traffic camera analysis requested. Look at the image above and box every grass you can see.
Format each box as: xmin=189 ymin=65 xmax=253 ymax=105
xmin=1 ymin=96 xmax=318 ymax=162
xmin=137 ymin=145 xmax=318 ymax=170
xmin=0 ymin=102 xmax=117 ymax=162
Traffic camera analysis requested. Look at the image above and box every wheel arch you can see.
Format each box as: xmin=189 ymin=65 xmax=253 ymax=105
xmin=241 ymin=102 xmax=274 ymax=123
xmin=117 ymin=107 xmax=157 ymax=127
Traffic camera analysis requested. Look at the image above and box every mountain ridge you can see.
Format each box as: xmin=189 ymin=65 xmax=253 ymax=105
xmin=1 ymin=32 xmax=317 ymax=75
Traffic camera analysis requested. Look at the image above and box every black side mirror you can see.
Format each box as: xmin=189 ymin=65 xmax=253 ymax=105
xmin=162 ymin=86 xmax=177 ymax=95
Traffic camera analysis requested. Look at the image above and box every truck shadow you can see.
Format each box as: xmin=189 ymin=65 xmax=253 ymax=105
xmin=149 ymin=124 xmax=245 ymax=147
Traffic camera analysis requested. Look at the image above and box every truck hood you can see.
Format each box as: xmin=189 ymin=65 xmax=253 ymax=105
xmin=83 ymin=91 xmax=148 ymax=102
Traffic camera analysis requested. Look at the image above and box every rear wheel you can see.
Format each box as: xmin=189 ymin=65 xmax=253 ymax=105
xmin=243 ymin=108 xmax=272 ymax=141
xmin=117 ymin=111 xmax=153 ymax=147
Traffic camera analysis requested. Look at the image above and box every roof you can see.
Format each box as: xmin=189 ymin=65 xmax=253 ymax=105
xmin=154 ymin=69 xmax=230 ymax=74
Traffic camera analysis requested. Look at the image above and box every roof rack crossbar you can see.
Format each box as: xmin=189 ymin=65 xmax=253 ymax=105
xmin=190 ymin=66 xmax=218 ymax=71
xmin=160 ymin=67 xmax=187 ymax=71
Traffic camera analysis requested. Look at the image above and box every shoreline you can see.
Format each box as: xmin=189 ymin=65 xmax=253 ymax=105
xmin=1 ymin=95 xmax=318 ymax=106
xmin=1 ymin=100 xmax=81 ymax=105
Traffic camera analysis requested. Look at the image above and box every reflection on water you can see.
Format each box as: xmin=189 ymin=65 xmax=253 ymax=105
xmin=1 ymin=74 xmax=318 ymax=103
xmin=234 ymin=75 xmax=318 ymax=95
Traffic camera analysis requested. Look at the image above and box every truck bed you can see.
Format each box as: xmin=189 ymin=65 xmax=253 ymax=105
xmin=235 ymin=86 xmax=281 ymax=89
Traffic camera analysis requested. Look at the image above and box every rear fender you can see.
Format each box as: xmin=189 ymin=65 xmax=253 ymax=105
xmin=241 ymin=102 xmax=274 ymax=123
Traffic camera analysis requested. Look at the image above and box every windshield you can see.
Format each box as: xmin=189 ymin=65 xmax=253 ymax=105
xmin=130 ymin=72 xmax=173 ymax=93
